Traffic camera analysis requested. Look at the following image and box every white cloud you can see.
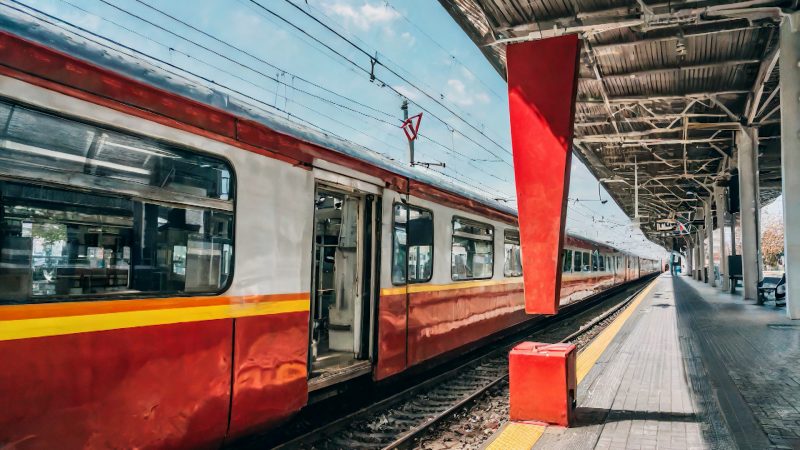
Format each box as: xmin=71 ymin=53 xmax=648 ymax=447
xmin=393 ymin=84 xmax=421 ymax=102
xmin=321 ymin=1 xmax=400 ymax=31
xmin=400 ymin=31 xmax=416 ymax=47
xmin=444 ymin=79 xmax=490 ymax=107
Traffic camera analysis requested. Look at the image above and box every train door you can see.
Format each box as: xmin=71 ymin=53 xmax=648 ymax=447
xmin=623 ymin=255 xmax=628 ymax=281
xmin=309 ymin=184 xmax=378 ymax=387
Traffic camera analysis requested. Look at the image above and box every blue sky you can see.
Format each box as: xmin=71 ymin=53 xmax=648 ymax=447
xmin=6 ymin=0 xmax=667 ymax=259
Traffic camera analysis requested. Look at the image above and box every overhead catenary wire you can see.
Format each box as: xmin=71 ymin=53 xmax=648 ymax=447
xmin=127 ymin=0 xmax=395 ymax=121
xmin=383 ymin=0 xmax=506 ymax=103
xmin=249 ymin=0 xmax=513 ymax=166
xmin=3 ymin=1 xmax=408 ymax=160
xmin=299 ymin=0 xmax=510 ymax=146
xmin=275 ymin=0 xmax=513 ymax=155
xmin=5 ymin=0 xmax=515 ymax=203
xmin=244 ymin=0 xmax=513 ymax=168
xmin=112 ymin=0 xmax=515 ymax=176
xmin=88 ymin=0 xmax=397 ymax=127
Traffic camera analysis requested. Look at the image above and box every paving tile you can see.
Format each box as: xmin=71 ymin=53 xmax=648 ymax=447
xmin=533 ymin=276 xmax=718 ymax=450
xmin=532 ymin=273 xmax=800 ymax=450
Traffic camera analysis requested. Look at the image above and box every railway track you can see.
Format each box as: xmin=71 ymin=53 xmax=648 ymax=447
xmin=237 ymin=276 xmax=655 ymax=450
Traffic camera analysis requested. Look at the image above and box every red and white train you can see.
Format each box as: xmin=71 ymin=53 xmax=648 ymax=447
xmin=0 ymin=23 xmax=659 ymax=450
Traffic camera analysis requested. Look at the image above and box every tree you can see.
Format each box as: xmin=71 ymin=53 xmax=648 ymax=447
xmin=761 ymin=218 xmax=784 ymax=268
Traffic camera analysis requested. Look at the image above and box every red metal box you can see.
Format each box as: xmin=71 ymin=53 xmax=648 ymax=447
xmin=509 ymin=342 xmax=576 ymax=426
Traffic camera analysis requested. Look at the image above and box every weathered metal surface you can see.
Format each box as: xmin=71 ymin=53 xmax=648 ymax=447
xmin=507 ymin=35 xmax=581 ymax=314
xmin=228 ymin=312 xmax=310 ymax=439
xmin=509 ymin=342 xmax=576 ymax=426
xmin=0 ymin=321 xmax=233 ymax=450
xmin=407 ymin=281 xmax=527 ymax=365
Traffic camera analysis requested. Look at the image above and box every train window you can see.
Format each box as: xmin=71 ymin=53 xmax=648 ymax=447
xmin=562 ymin=249 xmax=572 ymax=273
xmin=599 ymin=253 xmax=606 ymax=271
xmin=573 ymin=251 xmax=582 ymax=272
xmin=392 ymin=204 xmax=433 ymax=284
xmin=582 ymin=252 xmax=591 ymax=272
xmin=0 ymin=103 xmax=235 ymax=305
xmin=451 ymin=217 xmax=493 ymax=280
xmin=503 ymin=230 xmax=522 ymax=277
xmin=0 ymin=102 xmax=232 ymax=204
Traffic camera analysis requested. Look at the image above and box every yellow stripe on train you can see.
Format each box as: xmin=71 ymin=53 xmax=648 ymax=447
xmin=0 ymin=299 xmax=309 ymax=342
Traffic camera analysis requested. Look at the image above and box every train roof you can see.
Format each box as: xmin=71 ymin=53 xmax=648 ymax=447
xmin=0 ymin=8 xmax=644 ymax=259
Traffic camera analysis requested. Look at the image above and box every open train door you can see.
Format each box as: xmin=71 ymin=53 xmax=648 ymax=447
xmin=308 ymin=172 xmax=381 ymax=391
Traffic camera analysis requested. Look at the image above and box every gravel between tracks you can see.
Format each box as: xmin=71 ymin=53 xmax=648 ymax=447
xmin=412 ymin=304 xmax=628 ymax=450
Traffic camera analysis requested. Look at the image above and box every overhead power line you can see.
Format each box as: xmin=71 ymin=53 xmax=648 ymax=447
xmin=95 ymin=0 xmax=394 ymax=122
xmin=296 ymin=0 xmax=510 ymax=148
xmin=5 ymin=0 xmax=515 ymax=199
xmin=277 ymin=0 xmax=512 ymax=155
xmin=85 ymin=0 xmax=516 ymax=183
xmin=248 ymin=0 xmax=513 ymax=166
xmin=383 ymin=0 xmax=506 ymax=103
xmin=3 ymin=1 xmax=407 ymax=159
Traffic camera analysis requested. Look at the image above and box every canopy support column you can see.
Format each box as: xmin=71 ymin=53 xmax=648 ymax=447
xmin=780 ymin=12 xmax=800 ymax=318
xmin=715 ymin=186 xmax=729 ymax=291
xmin=706 ymin=199 xmax=716 ymax=286
xmin=737 ymin=127 xmax=761 ymax=300
xmin=698 ymin=228 xmax=706 ymax=282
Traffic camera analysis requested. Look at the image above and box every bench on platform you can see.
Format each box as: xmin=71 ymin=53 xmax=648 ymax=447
xmin=728 ymin=255 xmax=742 ymax=294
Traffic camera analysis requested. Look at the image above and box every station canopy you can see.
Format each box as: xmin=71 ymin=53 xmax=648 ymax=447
xmin=439 ymin=0 xmax=785 ymax=247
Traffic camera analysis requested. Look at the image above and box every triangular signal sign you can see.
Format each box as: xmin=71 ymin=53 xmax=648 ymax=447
xmin=401 ymin=112 xmax=423 ymax=142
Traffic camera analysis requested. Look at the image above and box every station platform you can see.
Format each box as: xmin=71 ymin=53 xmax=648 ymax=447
xmin=485 ymin=273 xmax=800 ymax=450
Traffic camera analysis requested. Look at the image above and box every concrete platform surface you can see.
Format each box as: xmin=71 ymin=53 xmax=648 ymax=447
xmin=511 ymin=273 xmax=800 ymax=449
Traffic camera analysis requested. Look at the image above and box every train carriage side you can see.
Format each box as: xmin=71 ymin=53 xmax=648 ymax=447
xmin=373 ymin=196 xmax=652 ymax=380
xmin=375 ymin=192 xmax=527 ymax=379
xmin=559 ymin=237 xmax=624 ymax=303
xmin=0 ymin=70 xmax=316 ymax=447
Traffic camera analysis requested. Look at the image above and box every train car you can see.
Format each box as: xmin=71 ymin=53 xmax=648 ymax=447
xmin=0 ymin=20 xmax=660 ymax=450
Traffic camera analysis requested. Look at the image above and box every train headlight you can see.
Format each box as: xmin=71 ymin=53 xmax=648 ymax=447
xmin=776 ymin=284 xmax=786 ymax=296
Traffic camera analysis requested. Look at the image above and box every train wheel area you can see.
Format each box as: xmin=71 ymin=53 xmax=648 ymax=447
xmin=469 ymin=272 xmax=800 ymax=450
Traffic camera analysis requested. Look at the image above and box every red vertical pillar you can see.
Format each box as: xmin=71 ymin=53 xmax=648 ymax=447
xmin=506 ymin=35 xmax=581 ymax=314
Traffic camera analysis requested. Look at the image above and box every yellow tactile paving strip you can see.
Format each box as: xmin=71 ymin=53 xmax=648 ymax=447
xmin=485 ymin=422 xmax=546 ymax=450
xmin=482 ymin=278 xmax=658 ymax=450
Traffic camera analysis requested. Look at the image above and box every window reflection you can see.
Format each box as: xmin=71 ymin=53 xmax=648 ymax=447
xmin=392 ymin=204 xmax=433 ymax=284
xmin=0 ymin=100 xmax=235 ymax=305
xmin=0 ymin=182 xmax=233 ymax=304
xmin=451 ymin=217 xmax=493 ymax=280
xmin=503 ymin=230 xmax=522 ymax=277
xmin=562 ymin=249 xmax=572 ymax=273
